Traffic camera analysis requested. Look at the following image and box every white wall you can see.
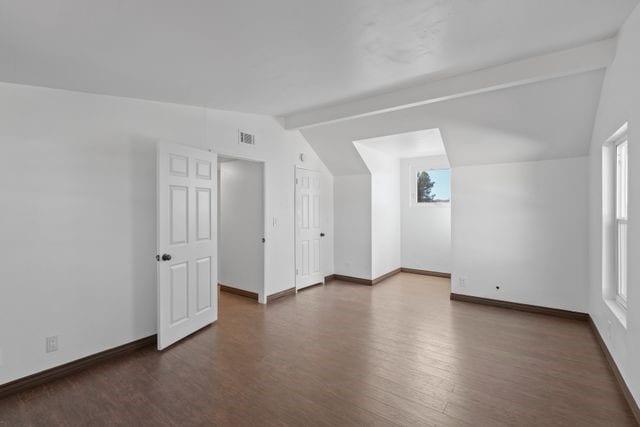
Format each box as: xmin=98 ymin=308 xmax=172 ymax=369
xmin=588 ymin=3 xmax=640 ymax=403
xmin=334 ymin=175 xmax=372 ymax=279
xmin=0 ymin=82 xmax=333 ymax=385
xmin=451 ymin=157 xmax=589 ymax=313
xmin=401 ymin=156 xmax=451 ymax=273
xmin=218 ymin=160 xmax=264 ymax=296
xmin=354 ymin=144 xmax=402 ymax=278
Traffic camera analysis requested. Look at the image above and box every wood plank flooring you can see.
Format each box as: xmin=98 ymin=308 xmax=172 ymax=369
xmin=0 ymin=273 xmax=635 ymax=426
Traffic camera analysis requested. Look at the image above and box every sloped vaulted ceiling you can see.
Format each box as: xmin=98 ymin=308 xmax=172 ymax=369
xmin=301 ymin=70 xmax=605 ymax=175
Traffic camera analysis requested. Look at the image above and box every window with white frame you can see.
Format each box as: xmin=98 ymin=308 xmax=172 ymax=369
xmin=615 ymin=136 xmax=628 ymax=308
xmin=412 ymin=168 xmax=451 ymax=205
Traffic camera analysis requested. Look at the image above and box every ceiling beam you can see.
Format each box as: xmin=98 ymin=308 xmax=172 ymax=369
xmin=283 ymin=38 xmax=616 ymax=130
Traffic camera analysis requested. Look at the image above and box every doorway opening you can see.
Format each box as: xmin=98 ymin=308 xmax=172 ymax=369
xmin=217 ymin=156 xmax=266 ymax=305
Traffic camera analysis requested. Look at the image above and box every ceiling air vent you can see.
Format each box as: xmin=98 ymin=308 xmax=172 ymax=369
xmin=239 ymin=130 xmax=256 ymax=146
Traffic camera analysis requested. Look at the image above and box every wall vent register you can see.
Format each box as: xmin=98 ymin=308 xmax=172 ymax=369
xmin=239 ymin=131 xmax=256 ymax=146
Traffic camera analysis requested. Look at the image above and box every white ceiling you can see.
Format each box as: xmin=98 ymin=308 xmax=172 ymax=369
xmin=0 ymin=0 xmax=636 ymax=116
xmin=354 ymin=129 xmax=446 ymax=159
xmin=302 ymin=70 xmax=605 ymax=175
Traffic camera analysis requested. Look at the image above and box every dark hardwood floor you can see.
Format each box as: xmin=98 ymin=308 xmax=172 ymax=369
xmin=0 ymin=273 xmax=635 ymax=426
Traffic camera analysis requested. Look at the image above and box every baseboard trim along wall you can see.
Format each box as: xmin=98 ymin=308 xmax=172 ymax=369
xmin=218 ymin=283 xmax=259 ymax=300
xmin=372 ymin=268 xmax=402 ymax=285
xmin=298 ymin=282 xmax=323 ymax=292
xmin=331 ymin=274 xmax=375 ymax=285
xmin=400 ymin=267 xmax=451 ymax=279
xmin=330 ymin=268 xmax=401 ymax=286
xmin=589 ymin=317 xmax=640 ymax=424
xmin=449 ymin=293 xmax=589 ymax=320
xmin=0 ymin=335 xmax=157 ymax=399
xmin=266 ymin=287 xmax=296 ymax=303
xmin=451 ymin=292 xmax=639 ymax=422
xmin=329 ymin=267 xmax=451 ymax=286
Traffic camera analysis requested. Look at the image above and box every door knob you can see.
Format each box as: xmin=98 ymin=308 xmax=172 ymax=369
xmin=320 ymin=233 xmax=325 ymax=237
xmin=161 ymin=254 xmax=172 ymax=261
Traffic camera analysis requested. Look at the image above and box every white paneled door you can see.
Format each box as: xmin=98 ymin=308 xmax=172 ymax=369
xmin=295 ymin=167 xmax=323 ymax=290
xmin=157 ymin=143 xmax=217 ymax=350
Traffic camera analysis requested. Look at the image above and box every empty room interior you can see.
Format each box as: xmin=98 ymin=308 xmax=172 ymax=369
xmin=1 ymin=1 xmax=640 ymax=425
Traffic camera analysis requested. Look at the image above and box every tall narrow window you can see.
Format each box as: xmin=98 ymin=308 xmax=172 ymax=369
xmin=615 ymin=138 xmax=628 ymax=307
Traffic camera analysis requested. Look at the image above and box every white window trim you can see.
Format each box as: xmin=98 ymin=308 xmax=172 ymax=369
xmin=605 ymin=298 xmax=627 ymax=329
xmin=603 ymin=122 xmax=628 ymax=319
xmin=614 ymin=138 xmax=628 ymax=309
xmin=410 ymin=166 xmax=451 ymax=208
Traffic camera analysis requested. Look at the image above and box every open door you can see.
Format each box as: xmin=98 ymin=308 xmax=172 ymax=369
xmin=157 ymin=142 xmax=217 ymax=350
xmin=295 ymin=167 xmax=323 ymax=290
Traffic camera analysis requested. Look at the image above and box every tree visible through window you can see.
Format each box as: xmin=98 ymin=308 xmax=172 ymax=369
xmin=416 ymin=169 xmax=450 ymax=203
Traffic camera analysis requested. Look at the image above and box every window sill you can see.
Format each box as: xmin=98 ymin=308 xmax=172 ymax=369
xmin=411 ymin=203 xmax=451 ymax=209
xmin=604 ymin=298 xmax=627 ymax=329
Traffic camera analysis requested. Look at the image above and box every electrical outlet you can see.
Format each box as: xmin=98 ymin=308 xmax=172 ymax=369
xmin=458 ymin=276 xmax=467 ymax=288
xmin=46 ymin=336 xmax=58 ymax=353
